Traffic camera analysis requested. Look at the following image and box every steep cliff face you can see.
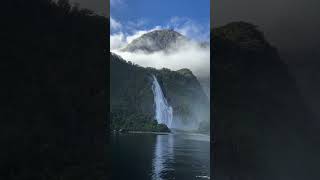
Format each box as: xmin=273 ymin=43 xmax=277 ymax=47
xmin=110 ymin=53 xmax=209 ymax=131
xmin=212 ymin=22 xmax=317 ymax=179
xmin=154 ymin=68 xmax=209 ymax=130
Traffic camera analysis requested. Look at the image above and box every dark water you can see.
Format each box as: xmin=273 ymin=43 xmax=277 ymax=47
xmin=111 ymin=132 xmax=210 ymax=180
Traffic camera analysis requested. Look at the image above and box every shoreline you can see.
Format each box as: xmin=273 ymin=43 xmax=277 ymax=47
xmin=128 ymin=131 xmax=171 ymax=135
xmin=112 ymin=130 xmax=171 ymax=135
xmin=111 ymin=130 xmax=210 ymax=136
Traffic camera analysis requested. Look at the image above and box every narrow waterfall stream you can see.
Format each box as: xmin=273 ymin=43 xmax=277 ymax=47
xmin=151 ymin=75 xmax=173 ymax=128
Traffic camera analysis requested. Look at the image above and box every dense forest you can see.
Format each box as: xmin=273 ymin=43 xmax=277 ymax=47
xmin=110 ymin=52 xmax=210 ymax=133
xmin=212 ymin=22 xmax=320 ymax=179
xmin=1 ymin=0 xmax=109 ymax=179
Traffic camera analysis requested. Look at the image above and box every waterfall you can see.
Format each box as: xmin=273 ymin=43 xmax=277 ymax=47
xmin=151 ymin=75 xmax=173 ymax=128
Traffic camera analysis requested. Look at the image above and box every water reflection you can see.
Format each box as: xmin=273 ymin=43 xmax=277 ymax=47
xmin=151 ymin=133 xmax=210 ymax=180
xmin=152 ymin=134 xmax=174 ymax=180
xmin=111 ymin=133 xmax=210 ymax=180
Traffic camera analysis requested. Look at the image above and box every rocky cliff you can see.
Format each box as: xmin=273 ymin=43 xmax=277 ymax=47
xmin=110 ymin=52 xmax=210 ymax=132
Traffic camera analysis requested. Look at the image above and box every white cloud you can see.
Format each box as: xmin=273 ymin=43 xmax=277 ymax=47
xmin=112 ymin=41 xmax=210 ymax=79
xmin=126 ymin=26 xmax=162 ymax=44
xmin=110 ymin=16 xmax=209 ymax=50
xmin=110 ymin=32 xmax=126 ymax=50
xmin=110 ymin=17 xmax=210 ymax=79
xmin=110 ymin=17 xmax=122 ymax=31
xmin=110 ymin=0 xmax=123 ymax=7
xmin=168 ymin=17 xmax=210 ymax=42
xmin=110 ymin=26 xmax=162 ymax=50
xmin=127 ymin=19 xmax=148 ymax=30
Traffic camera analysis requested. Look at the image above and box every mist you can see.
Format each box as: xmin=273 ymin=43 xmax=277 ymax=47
xmin=112 ymin=42 xmax=209 ymax=79
xmin=110 ymin=17 xmax=210 ymax=96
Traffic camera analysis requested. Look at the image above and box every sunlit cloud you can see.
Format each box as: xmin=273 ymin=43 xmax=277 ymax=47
xmin=110 ymin=16 xmax=122 ymax=31
xmin=112 ymin=41 xmax=210 ymax=79
xmin=110 ymin=26 xmax=162 ymax=50
xmin=169 ymin=17 xmax=210 ymax=42
xmin=110 ymin=17 xmax=210 ymax=80
xmin=110 ymin=0 xmax=123 ymax=7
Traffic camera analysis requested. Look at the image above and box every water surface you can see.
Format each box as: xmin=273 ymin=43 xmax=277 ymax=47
xmin=111 ymin=132 xmax=210 ymax=180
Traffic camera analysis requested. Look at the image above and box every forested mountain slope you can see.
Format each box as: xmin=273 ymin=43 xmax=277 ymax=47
xmin=110 ymin=53 xmax=210 ymax=132
xmin=212 ymin=22 xmax=319 ymax=180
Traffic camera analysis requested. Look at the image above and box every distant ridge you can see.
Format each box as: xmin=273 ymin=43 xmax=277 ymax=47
xmin=121 ymin=29 xmax=188 ymax=53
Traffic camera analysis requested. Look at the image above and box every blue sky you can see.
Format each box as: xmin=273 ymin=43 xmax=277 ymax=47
xmin=110 ymin=0 xmax=210 ymax=43
xmin=110 ymin=0 xmax=210 ymax=86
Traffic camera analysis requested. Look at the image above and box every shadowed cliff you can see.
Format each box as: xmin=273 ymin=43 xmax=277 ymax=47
xmin=212 ymin=22 xmax=319 ymax=180
xmin=1 ymin=0 xmax=109 ymax=179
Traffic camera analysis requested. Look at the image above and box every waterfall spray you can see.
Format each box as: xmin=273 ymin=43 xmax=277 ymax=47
xmin=151 ymin=75 xmax=173 ymax=128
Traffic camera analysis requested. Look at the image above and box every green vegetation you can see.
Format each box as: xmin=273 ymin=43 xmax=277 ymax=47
xmin=110 ymin=53 xmax=210 ymax=133
xmin=111 ymin=110 xmax=170 ymax=132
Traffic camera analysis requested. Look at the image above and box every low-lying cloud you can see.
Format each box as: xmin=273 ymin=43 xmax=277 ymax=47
xmin=110 ymin=24 xmax=161 ymax=50
xmin=112 ymin=41 xmax=209 ymax=79
xmin=110 ymin=17 xmax=210 ymax=82
xmin=110 ymin=16 xmax=209 ymax=49
xmin=110 ymin=17 xmax=122 ymax=31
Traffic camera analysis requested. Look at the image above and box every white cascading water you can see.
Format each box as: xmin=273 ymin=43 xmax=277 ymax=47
xmin=151 ymin=75 xmax=173 ymax=128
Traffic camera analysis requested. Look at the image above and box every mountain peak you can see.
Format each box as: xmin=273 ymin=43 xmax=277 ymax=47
xmin=122 ymin=29 xmax=188 ymax=53
xmin=138 ymin=29 xmax=185 ymax=41
xmin=212 ymin=22 xmax=274 ymax=53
